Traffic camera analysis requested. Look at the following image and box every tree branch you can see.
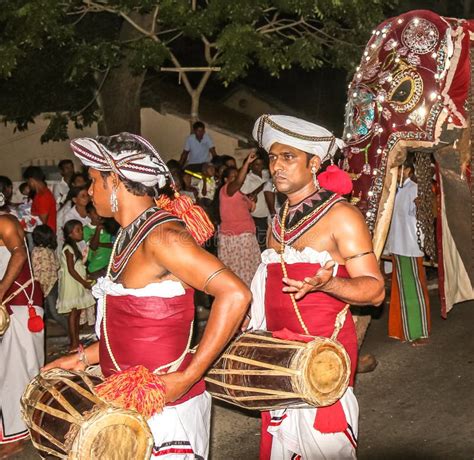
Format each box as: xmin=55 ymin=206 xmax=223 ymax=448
xmin=258 ymin=18 xmax=305 ymax=35
xmin=150 ymin=5 xmax=159 ymax=35
xmin=168 ymin=51 xmax=193 ymax=95
xmin=71 ymin=67 xmax=110 ymax=118
xmin=83 ymin=1 xmax=155 ymax=38
xmin=163 ymin=31 xmax=184 ymax=45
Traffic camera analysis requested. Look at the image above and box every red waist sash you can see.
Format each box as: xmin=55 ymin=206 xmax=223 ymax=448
xmin=4 ymin=260 xmax=43 ymax=314
xmin=99 ymin=289 xmax=205 ymax=405
xmin=265 ymin=262 xmax=357 ymax=385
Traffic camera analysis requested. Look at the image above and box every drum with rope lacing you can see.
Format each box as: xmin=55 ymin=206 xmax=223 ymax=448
xmin=205 ymin=306 xmax=351 ymax=411
xmin=21 ymin=368 xmax=153 ymax=460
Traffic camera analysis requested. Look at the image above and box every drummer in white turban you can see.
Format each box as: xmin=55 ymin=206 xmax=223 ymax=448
xmin=248 ymin=115 xmax=384 ymax=460
xmin=254 ymin=114 xmax=344 ymax=160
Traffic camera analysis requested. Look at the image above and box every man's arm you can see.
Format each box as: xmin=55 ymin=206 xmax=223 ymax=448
xmin=43 ymin=341 xmax=100 ymax=371
xmin=263 ymin=181 xmax=276 ymax=216
xmin=37 ymin=213 xmax=49 ymax=225
xmin=247 ymin=183 xmax=265 ymax=199
xmin=88 ymin=225 xmax=102 ymax=251
xmin=0 ymin=216 xmax=27 ymax=302
xmin=179 ymin=150 xmax=189 ymax=167
xmin=205 ymin=133 xmax=217 ymax=159
xmin=264 ymin=190 xmax=276 ymax=216
xmin=145 ymin=223 xmax=251 ymax=402
xmin=227 ymin=151 xmax=257 ymax=196
xmin=283 ymin=204 xmax=385 ymax=306
xmin=32 ymin=194 xmax=51 ymax=226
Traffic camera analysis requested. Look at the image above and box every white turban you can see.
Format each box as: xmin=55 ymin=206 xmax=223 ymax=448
xmin=252 ymin=115 xmax=345 ymax=160
xmin=70 ymin=133 xmax=170 ymax=188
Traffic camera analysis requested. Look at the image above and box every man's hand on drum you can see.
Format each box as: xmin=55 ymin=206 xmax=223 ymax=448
xmin=282 ymin=260 xmax=335 ymax=300
xmin=42 ymin=353 xmax=86 ymax=372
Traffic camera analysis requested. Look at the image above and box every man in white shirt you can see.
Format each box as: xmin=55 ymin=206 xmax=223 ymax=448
xmin=385 ymin=158 xmax=430 ymax=344
xmin=180 ymin=121 xmax=217 ymax=169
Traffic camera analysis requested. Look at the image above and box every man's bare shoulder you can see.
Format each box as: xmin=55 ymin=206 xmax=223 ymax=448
xmin=144 ymin=220 xmax=195 ymax=252
xmin=0 ymin=214 xmax=22 ymax=233
xmin=0 ymin=214 xmax=24 ymax=246
xmin=0 ymin=213 xmax=18 ymax=224
xmin=327 ymin=200 xmax=372 ymax=245
xmin=328 ymin=201 xmax=365 ymax=222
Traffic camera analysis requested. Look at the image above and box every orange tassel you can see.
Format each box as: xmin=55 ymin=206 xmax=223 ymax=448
xmin=95 ymin=365 xmax=166 ymax=419
xmin=155 ymin=193 xmax=214 ymax=245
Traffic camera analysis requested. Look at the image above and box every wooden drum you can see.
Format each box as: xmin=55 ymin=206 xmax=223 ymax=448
xmin=205 ymin=331 xmax=350 ymax=410
xmin=0 ymin=304 xmax=10 ymax=336
xmin=21 ymin=368 xmax=153 ymax=459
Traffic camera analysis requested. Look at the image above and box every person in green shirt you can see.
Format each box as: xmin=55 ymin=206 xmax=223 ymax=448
xmin=83 ymin=202 xmax=114 ymax=279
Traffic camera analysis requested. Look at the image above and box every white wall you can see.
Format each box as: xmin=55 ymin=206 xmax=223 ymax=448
xmin=141 ymin=108 xmax=240 ymax=160
xmin=0 ymin=118 xmax=93 ymax=181
xmin=223 ymin=88 xmax=275 ymax=120
xmin=0 ymin=108 xmax=241 ymax=181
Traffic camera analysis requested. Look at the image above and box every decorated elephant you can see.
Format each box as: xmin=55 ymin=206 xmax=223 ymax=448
xmin=342 ymin=9 xmax=473 ymax=317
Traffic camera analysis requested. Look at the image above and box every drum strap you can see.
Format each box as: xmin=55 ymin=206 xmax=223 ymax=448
xmin=2 ymin=278 xmax=33 ymax=306
xmin=279 ymin=200 xmax=349 ymax=337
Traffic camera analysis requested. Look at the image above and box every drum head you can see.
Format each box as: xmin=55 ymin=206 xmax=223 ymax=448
xmin=70 ymin=406 xmax=153 ymax=460
xmin=0 ymin=304 xmax=10 ymax=335
xmin=302 ymin=339 xmax=351 ymax=406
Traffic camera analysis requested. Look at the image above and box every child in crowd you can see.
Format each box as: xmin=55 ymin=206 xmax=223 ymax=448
xmin=188 ymin=163 xmax=217 ymax=204
xmin=186 ymin=163 xmax=217 ymax=227
xmin=31 ymin=225 xmax=68 ymax=333
xmin=181 ymin=171 xmax=199 ymax=201
xmin=57 ymin=186 xmax=91 ymax=254
xmin=15 ymin=182 xmax=40 ymax=238
xmin=83 ymin=202 xmax=114 ymax=279
xmin=57 ymin=219 xmax=95 ymax=350
xmin=19 ymin=182 xmax=31 ymax=203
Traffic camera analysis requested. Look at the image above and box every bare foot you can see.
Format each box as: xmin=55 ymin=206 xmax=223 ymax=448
xmin=0 ymin=439 xmax=27 ymax=459
xmin=357 ymin=353 xmax=378 ymax=373
xmin=411 ymin=338 xmax=429 ymax=347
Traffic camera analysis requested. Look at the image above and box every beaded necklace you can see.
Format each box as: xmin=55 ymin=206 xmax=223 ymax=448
xmin=273 ymin=189 xmax=345 ymax=246
xmin=110 ymin=207 xmax=181 ymax=281
xmin=279 ymin=200 xmax=310 ymax=335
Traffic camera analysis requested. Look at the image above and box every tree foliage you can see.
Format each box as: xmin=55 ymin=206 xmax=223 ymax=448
xmin=0 ymin=0 xmax=394 ymax=140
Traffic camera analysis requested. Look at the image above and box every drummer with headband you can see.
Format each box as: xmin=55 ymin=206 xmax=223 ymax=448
xmin=44 ymin=133 xmax=250 ymax=459
xmin=0 ymin=195 xmax=44 ymax=457
xmin=249 ymin=115 xmax=385 ymax=459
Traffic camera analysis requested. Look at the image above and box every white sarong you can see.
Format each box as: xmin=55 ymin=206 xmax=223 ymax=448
xmin=0 ymin=305 xmax=44 ymax=444
xmin=93 ymin=277 xmax=211 ymax=459
xmin=250 ymin=247 xmax=359 ymax=459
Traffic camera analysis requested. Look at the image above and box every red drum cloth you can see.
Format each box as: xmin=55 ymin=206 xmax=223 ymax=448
xmin=4 ymin=260 xmax=43 ymax=314
xmin=265 ymin=263 xmax=357 ymax=385
xmin=99 ymin=289 xmax=205 ymax=406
